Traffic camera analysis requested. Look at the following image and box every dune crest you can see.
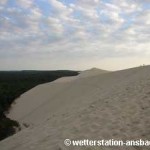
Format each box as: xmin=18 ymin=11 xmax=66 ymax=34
xmin=78 ymin=67 xmax=109 ymax=78
xmin=53 ymin=67 xmax=108 ymax=83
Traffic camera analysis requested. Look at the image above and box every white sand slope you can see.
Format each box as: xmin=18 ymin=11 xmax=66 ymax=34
xmin=1 ymin=66 xmax=150 ymax=150
xmin=7 ymin=68 xmax=108 ymax=125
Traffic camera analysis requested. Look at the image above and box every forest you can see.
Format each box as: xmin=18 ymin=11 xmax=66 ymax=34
xmin=0 ymin=70 xmax=79 ymax=140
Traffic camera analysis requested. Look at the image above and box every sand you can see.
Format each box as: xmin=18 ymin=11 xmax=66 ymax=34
xmin=1 ymin=66 xmax=150 ymax=150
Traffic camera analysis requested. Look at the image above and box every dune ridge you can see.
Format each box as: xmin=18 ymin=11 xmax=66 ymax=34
xmin=1 ymin=66 xmax=150 ymax=150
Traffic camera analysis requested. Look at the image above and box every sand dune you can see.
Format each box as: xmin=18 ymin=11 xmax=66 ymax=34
xmin=7 ymin=68 xmax=108 ymax=125
xmin=1 ymin=66 xmax=150 ymax=150
xmin=53 ymin=68 xmax=108 ymax=83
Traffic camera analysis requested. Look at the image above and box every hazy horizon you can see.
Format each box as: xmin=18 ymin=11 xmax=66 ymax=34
xmin=0 ymin=64 xmax=149 ymax=72
xmin=0 ymin=0 xmax=149 ymax=70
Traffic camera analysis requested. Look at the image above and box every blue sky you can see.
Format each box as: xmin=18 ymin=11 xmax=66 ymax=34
xmin=0 ymin=0 xmax=150 ymax=70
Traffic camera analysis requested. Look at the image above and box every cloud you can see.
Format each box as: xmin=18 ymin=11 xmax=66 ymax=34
xmin=18 ymin=0 xmax=34 ymax=8
xmin=0 ymin=0 xmax=7 ymax=5
xmin=48 ymin=0 xmax=73 ymax=20
xmin=112 ymin=0 xmax=142 ymax=13
xmin=0 ymin=0 xmax=149 ymax=70
xmin=135 ymin=10 xmax=150 ymax=25
xmin=76 ymin=0 xmax=99 ymax=8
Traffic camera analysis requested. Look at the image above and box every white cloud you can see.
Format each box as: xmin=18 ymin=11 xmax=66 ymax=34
xmin=100 ymin=10 xmax=124 ymax=25
xmin=76 ymin=0 xmax=99 ymax=8
xmin=135 ymin=10 xmax=150 ymax=25
xmin=0 ymin=0 xmax=7 ymax=5
xmin=49 ymin=0 xmax=73 ymax=20
xmin=112 ymin=0 xmax=141 ymax=13
xmin=18 ymin=0 xmax=34 ymax=8
xmin=76 ymin=6 xmax=99 ymax=21
xmin=46 ymin=17 xmax=64 ymax=34
xmin=50 ymin=0 xmax=67 ymax=10
xmin=0 ymin=0 xmax=149 ymax=70
xmin=135 ymin=0 xmax=150 ymax=4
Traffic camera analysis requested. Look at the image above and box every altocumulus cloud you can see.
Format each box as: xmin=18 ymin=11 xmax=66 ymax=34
xmin=0 ymin=0 xmax=150 ymax=70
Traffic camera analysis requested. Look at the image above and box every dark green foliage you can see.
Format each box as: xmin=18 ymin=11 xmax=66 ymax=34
xmin=0 ymin=70 xmax=79 ymax=140
xmin=0 ymin=116 xmax=20 ymax=141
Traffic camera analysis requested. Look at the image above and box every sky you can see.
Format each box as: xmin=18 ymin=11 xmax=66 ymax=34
xmin=0 ymin=0 xmax=150 ymax=71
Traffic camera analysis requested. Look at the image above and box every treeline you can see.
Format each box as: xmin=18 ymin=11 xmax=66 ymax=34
xmin=0 ymin=70 xmax=79 ymax=140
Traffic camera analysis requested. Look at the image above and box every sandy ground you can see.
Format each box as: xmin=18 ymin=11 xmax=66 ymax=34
xmin=1 ymin=66 xmax=150 ymax=150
